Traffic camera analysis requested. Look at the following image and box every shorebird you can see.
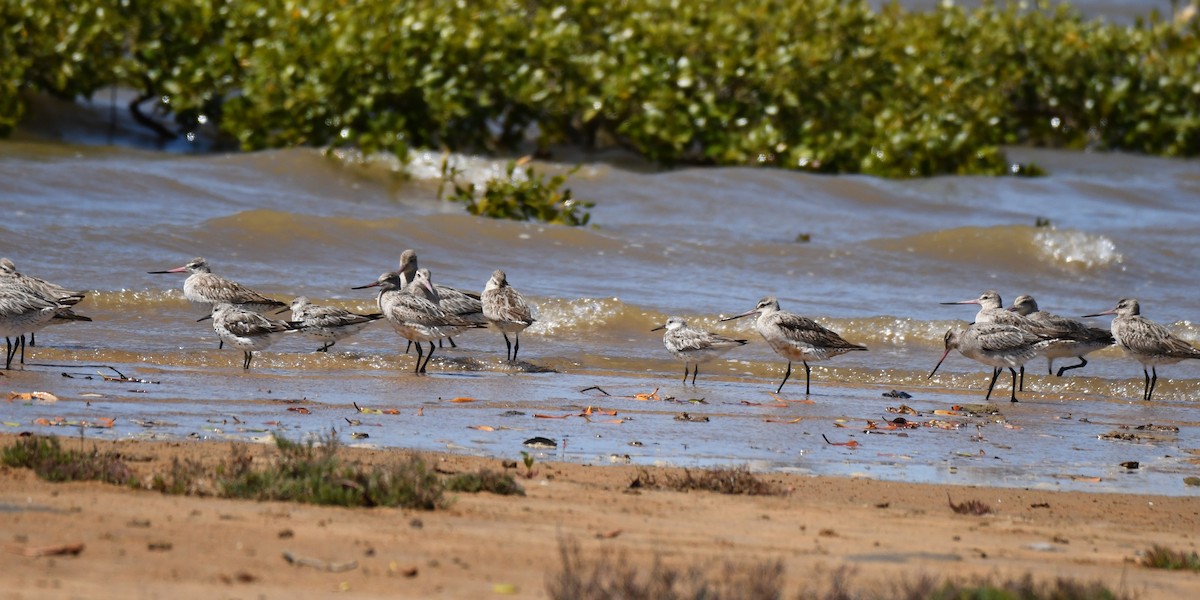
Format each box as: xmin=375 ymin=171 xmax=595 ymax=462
xmin=149 ymin=257 xmax=287 ymax=348
xmin=1009 ymin=294 xmax=1113 ymax=376
xmin=210 ymin=303 xmax=299 ymax=369
xmin=353 ymin=269 xmax=484 ymax=373
xmin=1083 ymin=298 xmax=1200 ymax=401
xmin=942 ymin=289 xmax=1058 ymax=390
xmin=1 ymin=258 xmax=88 ymax=348
xmin=929 ymin=322 xmax=1051 ymax=403
xmin=720 ymin=296 xmax=866 ymax=395
xmin=278 ymin=296 xmax=384 ymax=352
xmin=397 ymin=249 xmax=483 ymax=349
xmin=652 ymin=316 xmax=747 ymax=384
xmin=481 ymin=269 xmax=536 ymax=362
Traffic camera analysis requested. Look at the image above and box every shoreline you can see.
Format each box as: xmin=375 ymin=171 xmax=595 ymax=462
xmin=3 ymin=433 xmax=1199 ymax=598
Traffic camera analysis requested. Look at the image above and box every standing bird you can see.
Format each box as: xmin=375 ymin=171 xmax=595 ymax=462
xmin=1 ymin=258 xmax=88 ymax=347
xmin=720 ymin=296 xmax=867 ymax=395
xmin=942 ymin=289 xmax=1058 ymax=390
xmin=210 ymin=303 xmax=299 ymax=369
xmin=652 ymin=316 xmax=747 ymax=385
xmin=1083 ymin=298 xmax=1200 ymax=401
xmin=279 ymin=296 xmax=383 ymax=352
xmin=1008 ymin=294 xmax=1113 ymax=376
xmin=353 ymin=270 xmax=484 ymax=373
xmin=397 ymin=249 xmax=483 ymax=348
xmin=0 ymin=273 xmax=90 ymax=369
xmin=149 ymin=257 xmax=287 ymax=348
xmin=929 ymin=323 xmax=1051 ymax=403
xmin=481 ymin=269 xmax=536 ymax=362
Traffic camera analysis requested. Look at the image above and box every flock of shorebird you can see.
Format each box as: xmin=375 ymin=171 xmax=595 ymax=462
xmin=2 ymin=252 xmax=1198 ymax=402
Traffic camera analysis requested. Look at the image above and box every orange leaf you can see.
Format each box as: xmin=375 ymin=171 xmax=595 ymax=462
xmin=765 ymin=417 xmax=804 ymax=424
xmin=595 ymin=529 xmax=622 ymax=539
xmin=382 ymin=409 xmax=400 ymax=415
xmin=287 ymin=407 xmax=311 ymax=414
xmin=450 ymin=397 xmax=475 ymax=403
xmin=932 ymin=410 xmax=961 ymax=416
xmin=534 ymin=413 xmax=571 ymax=419
xmin=33 ymin=417 xmax=51 ymax=426
xmin=469 ymin=425 xmax=496 ymax=431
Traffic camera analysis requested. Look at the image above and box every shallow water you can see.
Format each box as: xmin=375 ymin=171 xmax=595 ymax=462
xmin=2 ymin=80 xmax=1199 ymax=496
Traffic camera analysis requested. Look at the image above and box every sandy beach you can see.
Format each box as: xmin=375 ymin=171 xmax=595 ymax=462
xmin=2 ymin=433 xmax=1198 ymax=599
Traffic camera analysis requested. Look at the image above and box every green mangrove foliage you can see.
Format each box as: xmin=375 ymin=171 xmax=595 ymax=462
xmin=439 ymin=156 xmax=593 ymax=226
xmin=4 ymin=0 xmax=1200 ymax=178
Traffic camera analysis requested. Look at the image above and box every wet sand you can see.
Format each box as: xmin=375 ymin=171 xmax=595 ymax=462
xmin=2 ymin=433 xmax=1199 ymax=599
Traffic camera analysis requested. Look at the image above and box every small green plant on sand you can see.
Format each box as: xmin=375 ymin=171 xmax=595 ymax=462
xmin=439 ymin=156 xmax=593 ymax=226
xmin=1142 ymin=545 xmax=1200 ymax=572
xmin=1 ymin=435 xmax=136 ymax=486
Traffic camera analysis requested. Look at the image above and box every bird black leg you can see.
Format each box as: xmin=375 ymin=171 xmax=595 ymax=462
xmin=502 ymin=333 xmax=512 ymax=362
xmin=29 ymin=332 xmax=35 ymax=347
xmin=1009 ymin=367 xmax=1020 ymax=402
xmin=243 ymin=351 xmax=252 ymax=369
xmin=803 ymin=361 xmax=812 ymax=395
xmin=420 ymin=341 xmax=436 ymax=373
xmin=691 ymin=364 xmax=698 ymax=385
xmin=4 ymin=337 xmax=13 ymax=369
xmin=512 ymin=334 xmax=520 ymax=361
xmin=984 ymin=368 xmax=1001 ymax=401
xmin=1143 ymin=368 xmax=1151 ymax=401
xmin=1018 ymin=366 xmax=1024 ymax=391
xmin=318 ymin=341 xmax=334 ymax=352
xmin=412 ymin=341 xmax=425 ymax=373
xmin=776 ymin=361 xmax=793 ymax=394
xmin=680 ymin=365 xmax=688 ymax=384
xmin=1147 ymin=367 xmax=1158 ymax=401
xmin=1056 ymin=357 xmax=1087 ymax=377
xmin=405 ymin=340 xmax=412 ymax=354
xmin=448 ymin=337 xmax=457 ymax=349
xmin=16 ymin=335 xmax=26 ymax=365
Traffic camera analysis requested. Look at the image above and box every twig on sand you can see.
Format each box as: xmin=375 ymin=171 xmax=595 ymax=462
xmin=9 ymin=543 xmax=85 ymax=557
xmin=282 ymin=550 xmax=359 ymax=572
xmin=580 ymin=385 xmax=610 ymax=396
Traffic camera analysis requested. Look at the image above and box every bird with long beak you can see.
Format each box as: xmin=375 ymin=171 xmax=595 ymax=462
xmin=720 ymin=296 xmax=865 ymax=395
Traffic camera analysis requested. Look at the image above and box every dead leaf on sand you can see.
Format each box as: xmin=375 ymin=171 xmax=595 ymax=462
xmin=10 ymin=542 xmax=85 ymax=557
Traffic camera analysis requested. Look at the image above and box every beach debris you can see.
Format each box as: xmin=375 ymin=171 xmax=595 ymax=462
xmin=500 ymin=410 xmax=525 ymax=417
xmin=148 ymin=542 xmax=173 ymax=552
xmin=534 ymin=413 xmax=572 ymax=419
xmin=282 ymin=550 xmax=358 ymax=573
xmin=389 ymin=561 xmax=419 ymax=577
xmin=886 ymin=404 xmax=918 ymax=415
xmin=10 ymin=542 xmax=85 ymax=557
xmin=740 ymin=400 xmax=787 ymax=408
xmin=353 ymin=402 xmax=399 ymax=415
xmin=1119 ymin=461 xmax=1139 ymax=469
xmin=469 ymin=425 xmax=496 ymax=431
xmin=492 ymin=583 xmax=518 ymax=595
xmin=520 ymin=451 xmax=538 ymax=478
xmin=580 ymin=385 xmax=610 ymax=396
xmin=764 ymin=417 xmax=803 ymax=424
xmin=523 ymin=437 xmax=556 ymax=449
xmin=1184 ymin=477 xmax=1200 ymax=487
xmin=882 ymin=390 xmax=912 ymax=399
xmin=286 ymin=407 xmax=310 ymax=414
xmin=7 ymin=391 xmax=58 ymax=403
xmin=674 ymin=413 xmax=709 ymax=422
xmin=634 ymin=388 xmax=660 ymax=401
xmin=595 ymin=529 xmax=623 ymax=539
xmin=821 ymin=434 xmax=859 ymax=448
xmin=32 ymin=417 xmax=114 ymax=428
xmin=350 ymin=432 xmax=369 ymax=439
xmin=344 ymin=418 xmax=361 ymax=426
xmin=449 ymin=397 xmax=475 ymax=403
xmin=768 ymin=391 xmax=814 ymax=404
xmin=947 ymin=494 xmax=993 ymax=515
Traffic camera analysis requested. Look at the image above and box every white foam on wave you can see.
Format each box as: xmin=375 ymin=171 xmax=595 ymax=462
xmin=1032 ymin=229 xmax=1123 ymax=269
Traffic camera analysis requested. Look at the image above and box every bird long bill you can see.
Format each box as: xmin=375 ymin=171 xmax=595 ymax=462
xmin=274 ymin=307 xmax=291 ymax=315
xmin=649 ymin=325 xmax=665 ymax=331
xmin=196 ymin=314 xmax=213 ymax=322
xmin=351 ymin=282 xmax=380 ymax=290
xmin=718 ymin=309 xmax=756 ymax=322
xmin=1081 ymin=309 xmax=1114 ymax=318
xmin=147 ymin=266 xmax=188 ymax=274
xmin=939 ymin=299 xmax=979 ymax=305
xmin=928 ymin=348 xmax=953 ymax=379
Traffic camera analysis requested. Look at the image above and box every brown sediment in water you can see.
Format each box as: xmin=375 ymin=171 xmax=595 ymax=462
xmin=0 ymin=433 xmax=1197 ymax=599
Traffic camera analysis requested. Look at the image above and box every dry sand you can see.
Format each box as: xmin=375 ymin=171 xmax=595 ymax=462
xmin=1 ymin=433 xmax=1198 ymax=599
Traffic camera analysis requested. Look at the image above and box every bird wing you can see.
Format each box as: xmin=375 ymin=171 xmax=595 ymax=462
xmin=483 ymin=287 xmax=533 ymax=324
xmin=774 ymin=313 xmax=865 ymax=350
xmin=974 ymin=323 xmax=1041 ymax=352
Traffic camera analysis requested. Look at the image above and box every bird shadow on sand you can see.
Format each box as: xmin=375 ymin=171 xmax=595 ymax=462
xmin=434 ymin=356 xmax=558 ymax=373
